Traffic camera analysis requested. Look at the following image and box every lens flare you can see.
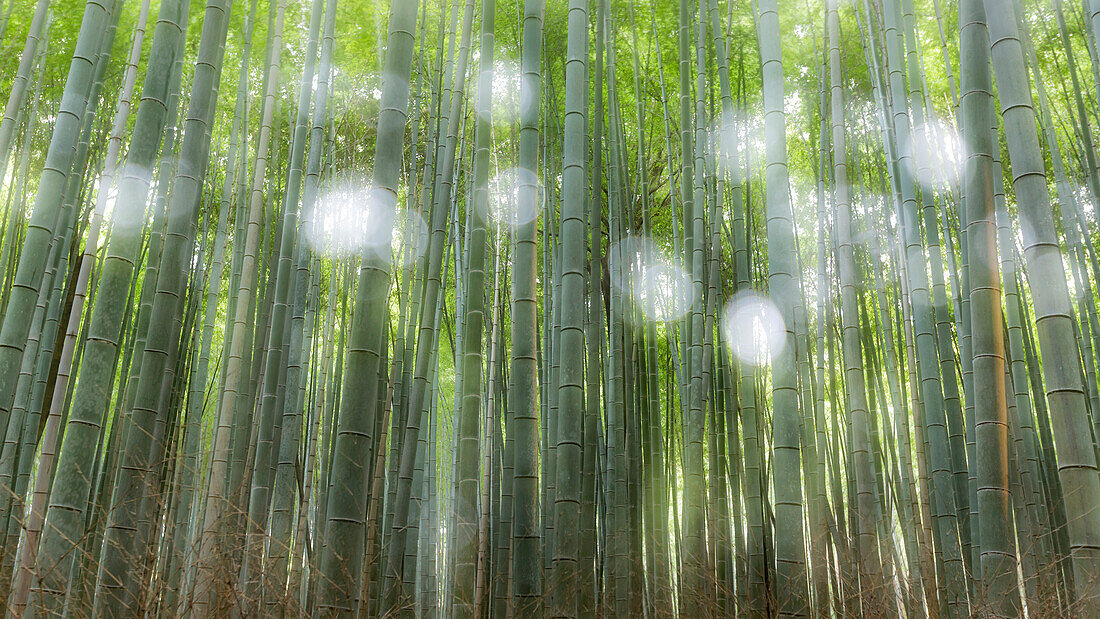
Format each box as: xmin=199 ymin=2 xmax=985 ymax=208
xmin=722 ymin=291 xmax=787 ymax=367
xmin=391 ymin=207 xmax=429 ymax=268
xmin=907 ymin=119 xmax=966 ymax=191
xmin=709 ymin=110 xmax=754 ymax=182
xmin=309 ymin=177 xmax=398 ymax=258
xmin=609 ymin=236 xmax=695 ymax=323
xmin=486 ymin=167 xmax=542 ymax=228
xmin=633 ymin=262 xmax=693 ymax=322
xmin=491 ymin=58 xmax=521 ymax=123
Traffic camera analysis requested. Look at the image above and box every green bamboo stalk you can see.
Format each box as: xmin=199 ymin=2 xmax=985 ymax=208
xmin=237 ymin=0 xmax=324 ymax=606
xmin=317 ymin=0 xmax=420 ymax=610
xmin=548 ymin=1 xmax=587 ymax=616
xmin=756 ymin=1 xmax=809 ymax=613
xmin=993 ymin=0 xmax=1100 ymax=611
xmin=4 ymin=0 xmax=155 ymax=609
xmin=89 ymin=0 xmax=233 ymax=612
xmin=451 ymin=0 xmax=495 ymax=613
xmin=0 ymin=0 xmax=48 ymax=189
xmin=30 ymin=0 xmax=195 ymax=612
xmin=0 ymin=0 xmax=116 ymax=463
xmin=511 ymin=0 xmax=544 ymax=613
xmin=266 ymin=0 xmax=336 ymax=604
xmin=828 ymin=3 xmax=887 ymax=611
xmin=959 ymin=0 xmax=1019 ymax=610
xmin=880 ymin=0 xmax=968 ymax=610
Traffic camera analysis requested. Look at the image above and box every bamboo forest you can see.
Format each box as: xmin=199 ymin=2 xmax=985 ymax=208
xmin=6 ymin=0 xmax=1100 ymax=616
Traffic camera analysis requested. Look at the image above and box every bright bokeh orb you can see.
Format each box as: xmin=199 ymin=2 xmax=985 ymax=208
xmin=309 ymin=177 xmax=397 ymax=258
xmin=607 ymin=236 xmax=650 ymax=292
xmin=721 ymin=291 xmax=787 ymax=367
xmin=633 ymin=262 xmax=693 ymax=322
xmin=487 ymin=167 xmax=542 ymax=227
xmin=390 ymin=207 xmax=429 ymax=268
xmin=491 ymin=59 xmax=522 ymax=123
xmin=907 ymin=119 xmax=966 ymax=191
xmin=709 ymin=110 xmax=750 ymax=181
xmin=609 ymin=236 xmax=695 ymax=323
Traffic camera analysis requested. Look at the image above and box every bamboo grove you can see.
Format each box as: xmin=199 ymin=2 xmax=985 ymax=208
xmin=2 ymin=0 xmax=1100 ymax=615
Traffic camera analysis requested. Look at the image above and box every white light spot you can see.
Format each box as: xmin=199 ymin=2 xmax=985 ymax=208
xmin=906 ymin=119 xmax=966 ymax=191
xmin=310 ymin=176 xmax=398 ymax=258
xmin=486 ymin=167 xmax=542 ymax=228
xmin=708 ymin=111 xmax=765 ymax=184
xmin=633 ymin=262 xmax=693 ymax=322
xmin=610 ymin=236 xmax=694 ymax=323
xmin=391 ymin=207 xmax=429 ymax=268
xmin=722 ymin=291 xmax=787 ymax=367
xmin=102 ymin=163 xmax=153 ymax=233
xmin=490 ymin=58 xmax=522 ymax=124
